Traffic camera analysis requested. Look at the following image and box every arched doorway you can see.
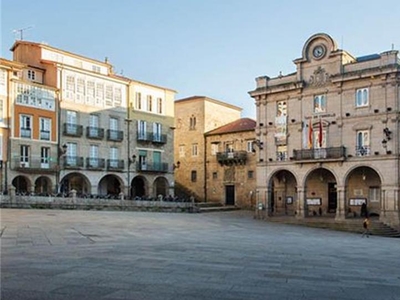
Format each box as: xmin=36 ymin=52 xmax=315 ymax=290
xmin=34 ymin=176 xmax=52 ymax=195
xmin=12 ymin=176 xmax=30 ymax=194
xmin=269 ymin=170 xmax=297 ymax=216
xmin=305 ymin=168 xmax=337 ymax=217
xmin=60 ymin=173 xmax=91 ymax=197
xmin=345 ymin=166 xmax=381 ymax=218
xmin=154 ymin=176 xmax=168 ymax=198
xmin=98 ymin=175 xmax=122 ymax=198
xmin=132 ymin=176 xmax=146 ymax=199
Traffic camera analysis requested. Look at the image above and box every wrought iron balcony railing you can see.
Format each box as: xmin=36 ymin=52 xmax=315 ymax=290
xmin=63 ymin=123 xmax=83 ymax=137
xmin=63 ymin=156 xmax=84 ymax=168
xmin=12 ymin=158 xmax=57 ymax=173
xmin=107 ymin=159 xmax=124 ymax=170
xmin=136 ymin=162 xmax=169 ymax=173
xmin=86 ymin=157 xmax=105 ymax=169
xmin=107 ymin=129 xmax=123 ymax=142
xmin=216 ymin=151 xmax=248 ymax=165
xmin=86 ymin=127 xmax=104 ymax=139
xmin=292 ymin=146 xmax=346 ymax=161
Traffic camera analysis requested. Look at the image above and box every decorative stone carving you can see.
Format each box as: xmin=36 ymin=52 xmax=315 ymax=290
xmin=308 ymin=67 xmax=330 ymax=87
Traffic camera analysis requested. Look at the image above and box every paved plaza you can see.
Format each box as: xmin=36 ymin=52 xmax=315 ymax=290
xmin=1 ymin=209 xmax=400 ymax=300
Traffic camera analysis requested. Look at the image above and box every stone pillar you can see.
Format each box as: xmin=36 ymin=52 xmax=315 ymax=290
xmin=380 ymin=186 xmax=400 ymax=227
xmin=71 ymin=189 xmax=77 ymax=203
xmin=10 ymin=186 xmax=16 ymax=205
xmin=335 ymin=185 xmax=346 ymax=220
xmin=296 ymin=187 xmax=306 ymax=218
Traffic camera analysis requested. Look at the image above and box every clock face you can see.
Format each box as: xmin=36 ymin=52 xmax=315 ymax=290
xmin=313 ymin=45 xmax=325 ymax=58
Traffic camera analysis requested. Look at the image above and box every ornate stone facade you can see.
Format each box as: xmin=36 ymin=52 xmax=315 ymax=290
xmin=249 ymin=33 xmax=400 ymax=227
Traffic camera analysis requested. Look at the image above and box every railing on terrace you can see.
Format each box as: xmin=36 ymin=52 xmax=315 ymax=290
xmin=136 ymin=162 xmax=169 ymax=173
xmin=107 ymin=129 xmax=123 ymax=142
xmin=216 ymin=151 xmax=247 ymax=165
xmin=292 ymin=146 xmax=346 ymax=161
xmin=11 ymin=158 xmax=57 ymax=173
xmin=107 ymin=159 xmax=124 ymax=171
xmin=86 ymin=126 xmax=104 ymax=139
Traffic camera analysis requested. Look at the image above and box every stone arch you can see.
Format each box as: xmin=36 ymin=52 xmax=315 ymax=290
xmin=98 ymin=174 xmax=124 ymax=198
xmin=60 ymin=172 xmax=91 ymax=197
xmin=153 ymin=176 xmax=169 ymax=199
xmin=304 ymin=167 xmax=338 ymax=217
xmin=344 ymin=165 xmax=382 ymax=218
xmin=267 ymin=169 xmax=298 ymax=216
xmin=12 ymin=175 xmax=31 ymax=194
xmin=131 ymin=175 xmax=148 ymax=199
xmin=34 ymin=176 xmax=53 ymax=195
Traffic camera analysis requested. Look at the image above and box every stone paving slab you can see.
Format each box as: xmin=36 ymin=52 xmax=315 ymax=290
xmin=1 ymin=209 xmax=400 ymax=300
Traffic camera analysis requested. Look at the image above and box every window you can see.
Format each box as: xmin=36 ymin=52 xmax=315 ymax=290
xmin=87 ymin=81 xmax=95 ymax=104
xmin=89 ymin=145 xmax=99 ymax=167
xmin=92 ymin=65 xmax=101 ymax=73
xmin=153 ymin=123 xmax=162 ymax=141
xmin=211 ymin=143 xmax=219 ymax=155
xmin=20 ymin=115 xmax=32 ymax=138
xmin=66 ymin=142 xmax=77 ymax=166
xmin=246 ymin=141 xmax=253 ymax=153
xmin=157 ymin=97 xmax=163 ymax=114
xmin=192 ymin=144 xmax=198 ymax=156
xmin=356 ymin=88 xmax=369 ymax=107
xmin=0 ymin=99 xmax=4 ymax=124
xmin=41 ymin=147 xmax=50 ymax=168
xmin=276 ymin=145 xmax=287 ymax=161
xmin=248 ymin=171 xmax=254 ymax=179
xmin=96 ymin=83 xmax=104 ymax=105
xmin=191 ymin=170 xmax=197 ymax=182
xmin=147 ymin=95 xmax=152 ymax=112
xmin=369 ymin=187 xmax=380 ymax=203
xmin=212 ymin=172 xmax=218 ymax=179
xmin=277 ymin=101 xmax=287 ymax=116
xmin=138 ymin=120 xmax=147 ymax=139
xmin=66 ymin=110 xmax=77 ymax=135
xmin=314 ymin=95 xmax=326 ymax=113
xmin=76 ymin=78 xmax=85 ymax=95
xmin=0 ymin=134 xmax=2 ymax=160
xmin=135 ymin=92 xmax=142 ymax=110
xmin=109 ymin=147 xmax=118 ymax=168
xmin=39 ymin=118 xmax=51 ymax=140
xmin=190 ymin=115 xmax=196 ymax=130
xmin=179 ymin=145 xmax=185 ymax=157
xmin=114 ymin=87 xmax=122 ymax=106
xmin=105 ymin=86 xmax=113 ymax=106
xmin=356 ymin=130 xmax=370 ymax=156
xmin=27 ymin=70 xmax=36 ymax=81
xmin=66 ymin=76 xmax=75 ymax=91
xmin=20 ymin=145 xmax=29 ymax=167
xmin=0 ymin=70 xmax=6 ymax=95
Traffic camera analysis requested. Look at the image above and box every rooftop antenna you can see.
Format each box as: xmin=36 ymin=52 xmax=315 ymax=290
xmin=12 ymin=26 xmax=34 ymax=40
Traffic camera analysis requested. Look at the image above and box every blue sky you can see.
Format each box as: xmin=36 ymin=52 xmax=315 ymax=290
xmin=1 ymin=0 xmax=399 ymax=118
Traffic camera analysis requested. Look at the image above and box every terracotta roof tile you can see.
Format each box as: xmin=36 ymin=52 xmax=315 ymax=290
xmin=206 ymin=118 xmax=256 ymax=135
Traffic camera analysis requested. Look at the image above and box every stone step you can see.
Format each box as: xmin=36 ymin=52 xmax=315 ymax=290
xmin=198 ymin=205 xmax=240 ymax=213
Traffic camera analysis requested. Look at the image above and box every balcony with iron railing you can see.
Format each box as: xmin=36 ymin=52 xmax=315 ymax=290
xmin=107 ymin=129 xmax=123 ymax=142
xmin=12 ymin=158 xmax=57 ymax=173
xmin=355 ymin=145 xmax=370 ymax=157
xmin=137 ymin=132 xmax=153 ymax=142
xmin=107 ymin=159 xmax=124 ymax=171
xmin=20 ymin=127 xmax=31 ymax=139
xmin=40 ymin=130 xmax=50 ymax=141
xmin=86 ymin=127 xmax=104 ymax=140
xmin=63 ymin=123 xmax=83 ymax=137
xmin=216 ymin=151 xmax=248 ymax=165
xmin=152 ymin=133 xmax=167 ymax=144
xmin=86 ymin=157 xmax=105 ymax=170
xmin=292 ymin=146 xmax=346 ymax=162
xmin=63 ymin=156 xmax=84 ymax=169
xmin=136 ymin=162 xmax=169 ymax=173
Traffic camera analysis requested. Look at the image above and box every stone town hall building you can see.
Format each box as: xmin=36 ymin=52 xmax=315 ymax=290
xmin=249 ymin=33 xmax=400 ymax=227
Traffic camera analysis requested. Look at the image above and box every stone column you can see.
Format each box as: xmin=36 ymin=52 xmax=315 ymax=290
xmin=296 ymin=187 xmax=306 ymax=218
xmin=380 ymin=186 xmax=400 ymax=227
xmin=335 ymin=185 xmax=346 ymax=220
